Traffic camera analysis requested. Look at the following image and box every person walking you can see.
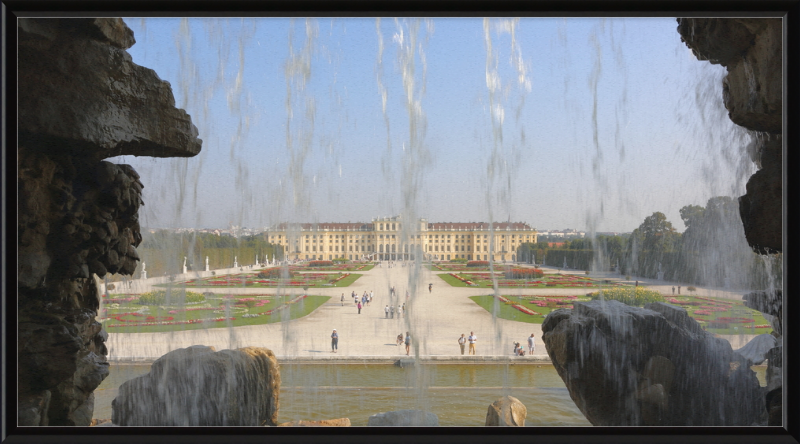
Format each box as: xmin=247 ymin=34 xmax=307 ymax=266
xmin=357 ymin=301 xmax=362 ymax=314
xmin=458 ymin=334 xmax=467 ymax=355
xmin=527 ymin=333 xmax=536 ymax=355
xmin=402 ymin=303 xmax=406 ymax=317
xmin=429 ymin=283 xmax=433 ymax=293
xmin=468 ymin=331 xmax=477 ymax=355
xmin=390 ymin=305 xmax=394 ymax=319
xmin=397 ymin=333 xmax=404 ymax=346
xmin=672 ymin=286 xmax=675 ymax=295
xmin=678 ymin=285 xmax=681 ymax=295
xmin=385 ymin=305 xmax=390 ymax=318
xmin=331 ymin=329 xmax=338 ymax=353
xmin=405 ymin=332 xmax=411 ymax=356
xmin=341 ymin=293 xmax=344 ymax=306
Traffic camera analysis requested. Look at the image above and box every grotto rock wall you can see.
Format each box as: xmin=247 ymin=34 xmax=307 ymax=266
xmin=677 ymin=18 xmax=782 ymax=254
xmin=17 ymin=18 xmax=201 ymax=426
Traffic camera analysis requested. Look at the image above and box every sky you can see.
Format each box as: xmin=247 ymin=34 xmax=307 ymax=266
xmin=111 ymin=17 xmax=757 ymax=233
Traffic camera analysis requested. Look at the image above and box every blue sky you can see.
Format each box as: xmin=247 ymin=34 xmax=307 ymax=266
xmin=112 ymin=17 xmax=755 ymax=233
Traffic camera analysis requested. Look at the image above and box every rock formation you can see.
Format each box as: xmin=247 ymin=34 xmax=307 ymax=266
xmin=677 ymin=18 xmax=784 ymax=426
xmin=541 ymin=301 xmax=765 ymax=426
xmin=677 ymin=18 xmax=781 ymax=254
xmin=485 ymin=395 xmax=527 ymax=426
xmin=367 ymin=410 xmax=439 ymax=426
xmin=17 ymin=18 xmax=201 ymax=426
xmin=111 ymin=346 xmax=280 ymax=426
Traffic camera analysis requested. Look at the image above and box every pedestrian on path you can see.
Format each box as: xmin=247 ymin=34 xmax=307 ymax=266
xmin=429 ymin=283 xmax=433 ymax=293
xmin=458 ymin=334 xmax=466 ymax=355
xmin=341 ymin=293 xmax=344 ymax=306
xmin=357 ymin=301 xmax=362 ymax=314
xmin=385 ymin=305 xmax=389 ymax=318
xmin=678 ymin=285 xmax=681 ymax=295
xmin=331 ymin=329 xmax=338 ymax=353
xmin=672 ymin=286 xmax=675 ymax=295
xmin=527 ymin=333 xmax=535 ymax=355
xmin=468 ymin=332 xmax=477 ymax=355
xmin=405 ymin=332 xmax=411 ymax=356
xmin=402 ymin=303 xmax=406 ymax=317
xmin=397 ymin=333 xmax=404 ymax=346
xmin=390 ymin=305 xmax=395 ymax=318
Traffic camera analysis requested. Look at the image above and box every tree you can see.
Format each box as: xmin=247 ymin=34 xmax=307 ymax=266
xmin=680 ymin=204 xmax=705 ymax=231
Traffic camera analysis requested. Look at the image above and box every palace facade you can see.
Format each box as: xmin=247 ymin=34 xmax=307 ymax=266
xmin=265 ymin=216 xmax=537 ymax=262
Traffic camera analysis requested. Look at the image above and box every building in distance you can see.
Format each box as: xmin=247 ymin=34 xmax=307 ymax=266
xmin=265 ymin=216 xmax=538 ymax=262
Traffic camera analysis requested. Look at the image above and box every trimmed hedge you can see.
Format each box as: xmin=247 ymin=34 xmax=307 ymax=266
xmin=308 ymin=260 xmax=334 ymax=267
xmin=504 ymin=268 xmax=544 ymax=279
xmin=467 ymin=261 xmax=490 ymax=267
xmin=257 ymin=267 xmax=297 ymax=279
xmin=588 ymin=287 xmax=664 ymax=307
xmin=137 ymin=290 xmax=205 ymax=305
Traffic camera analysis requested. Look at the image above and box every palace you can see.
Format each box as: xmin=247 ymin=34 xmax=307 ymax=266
xmin=265 ymin=216 xmax=537 ymax=262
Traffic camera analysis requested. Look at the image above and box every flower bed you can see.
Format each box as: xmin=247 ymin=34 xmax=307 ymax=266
xmin=467 ymin=261 xmax=490 ymax=267
xmin=504 ymin=268 xmax=544 ymax=279
xmin=308 ymin=260 xmax=334 ymax=267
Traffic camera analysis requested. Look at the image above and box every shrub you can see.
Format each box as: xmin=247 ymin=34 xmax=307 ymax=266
xmin=309 ymin=260 xmax=334 ymax=267
xmin=585 ymin=270 xmax=590 ymax=275
xmin=687 ymin=286 xmax=697 ymax=293
xmin=503 ymin=268 xmax=544 ymax=279
xmin=107 ymin=283 xmax=116 ymax=291
xmin=137 ymin=290 xmax=205 ymax=305
xmin=257 ymin=267 xmax=296 ymax=279
xmin=467 ymin=261 xmax=490 ymax=267
xmin=588 ymin=287 xmax=664 ymax=307
xmin=332 ymin=257 xmax=349 ymax=264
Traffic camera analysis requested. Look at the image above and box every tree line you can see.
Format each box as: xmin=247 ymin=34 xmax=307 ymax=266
xmin=516 ymin=196 xmax=781 ymax=289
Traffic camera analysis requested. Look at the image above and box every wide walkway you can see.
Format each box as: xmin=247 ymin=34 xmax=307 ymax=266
xmin=104 ymin=263 xmax=758 ymax=361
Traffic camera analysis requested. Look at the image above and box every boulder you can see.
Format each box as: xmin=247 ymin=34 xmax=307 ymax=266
xmin=278 ymin=418 xmax=351 ymax=427
xmin=367 ymin=409 xmax=439 ymax=426
xmin=111 ymin=346 xmax=281 ymax=426
xmin=485 ymin=395 xmax=526 ymax=426
xmin=541 ymin=300 xmax=764 ymax=426
xmin=734 ymin=334 xmax=778 ymax=365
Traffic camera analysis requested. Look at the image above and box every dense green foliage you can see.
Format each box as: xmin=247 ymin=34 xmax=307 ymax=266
xmin=588 ymin=287 xmax=664 ymax=306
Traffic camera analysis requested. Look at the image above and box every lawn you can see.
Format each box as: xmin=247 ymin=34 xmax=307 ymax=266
xmin=440 ymin=272 xmax=626 ymax=289
xmin=155 ymin=272 xmax=363 ymax=288
xmin=469 ymin=294 xmax=773 ymax=335
xmin=101 ymin=293 xmax=330 ymax=333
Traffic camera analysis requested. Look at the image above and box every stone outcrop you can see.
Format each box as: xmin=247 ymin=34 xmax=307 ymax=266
xmin=733 ymin=334 xmax=777 ymax=366
xmin=541 ymin=301 xmax=765 ymax=426
xmin=367 ymin=410 xmax=439 ymax=426
xmin=278 ymin=418 xmax=351 ymax=427
xmin=111 ymin=346 xmax=280 ymax=426
xmin=485 ymin=395 xmax=526 ymax=426
xmin=17 ymin=18 xmax=201 ymax=426
xmin=677 ymin=18 xmax=781 ymax=254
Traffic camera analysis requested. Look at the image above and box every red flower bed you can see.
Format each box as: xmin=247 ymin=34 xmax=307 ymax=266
xmin=467 ymin=261 xmax=490 ymax=267
xmin=503 ymin=268 xmax=544 ymax=279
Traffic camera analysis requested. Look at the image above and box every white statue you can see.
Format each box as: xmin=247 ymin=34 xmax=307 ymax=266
xmin=141 ymin=262 xmax=147 ymax=280
xmin=234 ymin=256 xmax=238 ymax=268
xmin=205 ymin=256 xmax=210 ymax=272
xmin=255 ymin=254 xmax=259 ymax=266
xmin=183 ymin=257 xmax=187 ymax=274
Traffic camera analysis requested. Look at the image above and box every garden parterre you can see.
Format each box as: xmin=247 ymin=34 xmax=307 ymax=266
xmin=100 ymin=292 xmax=329 ymax=333
xmin=440 ymin=271 xmax=627 ymax=288
xmin=154 ymin=270 xmax=362 ymax=288
xmin=469 ymin=292 xmax=772 ymax=335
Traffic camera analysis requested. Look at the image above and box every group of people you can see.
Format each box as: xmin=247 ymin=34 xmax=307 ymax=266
xmin=457 ymin=332 xmax=479 ymax=355
xmin=512 ymin=334 xmax=536 ymax=356
xmin=385 ymin=303 xmax=406 ymax=318
xmin=341 ymin=290 xmax=374 ymax=314
xmin=396 ymin=331 xmax=412 ymax=355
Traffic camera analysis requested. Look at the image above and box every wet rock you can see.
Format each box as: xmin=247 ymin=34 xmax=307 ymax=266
xmin=17 ymin=18 xmax=201 ymax=426
xmin=278 ymin=418 xmax=351 ymax=427
xmin=367 ymin=409 xmax=439 ymax=426
xmin=676 ymin=18 xmax=782 ymax=253
xmin=734 ymin=334 xmax=777 ymax=365
xmin=485 ymin=395 xmax=526 ymax=426
xmin=541 ymin=300 xmax=764 ymax=426
xmin=18 ymin=18 xmax=201 ymax=159
xmin=112 ymin=346 xmax=281 ymax=426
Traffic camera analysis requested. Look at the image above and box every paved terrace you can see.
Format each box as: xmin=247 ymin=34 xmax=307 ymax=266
xmin=104 ymin=263 xmax=758 ymax=362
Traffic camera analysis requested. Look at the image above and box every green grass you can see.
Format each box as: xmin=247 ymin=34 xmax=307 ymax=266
xmin=469 ymin=295 xmax=553 ymax=324
xmin=437 ymin=273 xmax=470 ymax=287
xmin=103 ymin=295 xmax=330 ymax=333
xmin=331 ymin=273 xmax=363 ymax=287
